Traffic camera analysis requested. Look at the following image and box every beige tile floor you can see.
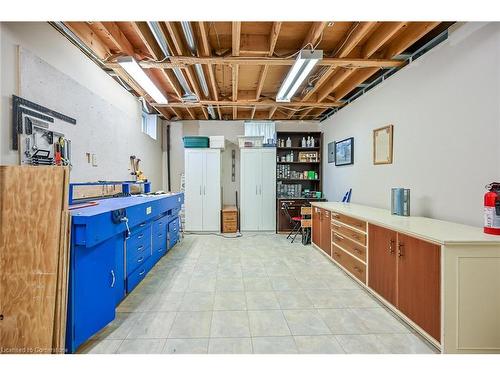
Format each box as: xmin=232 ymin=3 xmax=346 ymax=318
xmin=78 ymin=233 xmax=438 ymax=354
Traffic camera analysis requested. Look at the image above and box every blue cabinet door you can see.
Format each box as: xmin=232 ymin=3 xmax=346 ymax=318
xmin=114 ymin=235 xmax=126 ymax=305
xmin=66 ymin=235 xmax=118 ymax=353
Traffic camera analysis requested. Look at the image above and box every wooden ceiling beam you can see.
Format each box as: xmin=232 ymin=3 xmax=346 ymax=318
xmin=197 ymin=22 xmax=220 ymax=103
xmin=65 ymin=22 xmax=111 ymax=60
xmin=336 ymin=22 xmax=378 ymax=58
xmin=232 ymin=22 xmax=241 ymax=56
xmin=302 ymin=21 xmax=328 ymax=48
xmin=256 ymin=22 xmax=282 ymax=100
xmin=384 ymin=22 xmax=440 ymax=59
xmin=269 ymin=107 xmax=277 ymax=119
xmin=130 ymin=56 xmax=404 ymax=69
xmin=154 ymin=99 xmax=342 ymax=108
xmin=130 ymin=22 xmax=163 ymax=60
xmin=93 ymin=22 xmax=136 ymax=57
xmin=362 ymin=22 xmax=408 ymax=58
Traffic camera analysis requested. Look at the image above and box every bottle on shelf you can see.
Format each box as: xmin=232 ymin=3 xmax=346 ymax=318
xmin=290 ymin=151 xmax=294 ymax=162
xmin=286 ymin=137 xmax=292 ymax=148
xmin=311 ymin=136 xmax=315 ymax=147
xmin=301 ymin=137 xmax=306 ymax=148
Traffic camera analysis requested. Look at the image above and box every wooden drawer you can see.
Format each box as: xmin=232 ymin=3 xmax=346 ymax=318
xmin=331 ymin=221 xmax=366 ymax=245
xmin=222 ymin=222 xmax=237 ymax=233
xmin=332 ymin=230 xmax=366 ymax=262
xmin=331 ymin=211 xmax=366 ymax=232
xmin=331 ymin=245 xmax=366 ymax=283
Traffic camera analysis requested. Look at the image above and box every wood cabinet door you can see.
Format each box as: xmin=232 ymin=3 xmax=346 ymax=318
xmin=397 ymin=233 xmax=441 ymax=342
xmin=320 ymin=209 xmax=331 ymax=256
xmin=312 ymin=207 xmax=321 ymax=247
xmin=368 ymin=224 xmax=398 ymax=305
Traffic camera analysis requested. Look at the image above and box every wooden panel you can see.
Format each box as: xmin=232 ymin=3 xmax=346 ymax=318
xmin=332 ymin=244 xmax=366 ymax=283
xmin=331 ymin=211 xmax=367 ymax=232
xmin=312 ymin=206 xmax=321 ymax=248
xmin=222 ymin=207 xmax=238 ymax=234
xmin=0 ymin=166 xmax=68 ymax=353
xmin=332 ymin=230 xmax=366 ymax=262
xmin=331 ymin=221 xmax=366 ymax=245
xmin=397 ymin=233 xmax=441 ymax=342
xmin=320 ymin=209 xmax=331 ymax=256
xmin=368 ymin=224 xmax=398 ymax=306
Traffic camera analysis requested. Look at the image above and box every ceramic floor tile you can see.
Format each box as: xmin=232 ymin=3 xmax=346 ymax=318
xmin=335 ymin=334 xmax=388 ymax=354
xmin=169 ymin=311 xmax=212 ymax=338
xmin=163 ymin=338 xmax=209 ymax=354
xmin=294 ymin=335 xmax=345 ymax=354
xmin=335 ymin=290 xmax=381 ymax=308
xmin=92 ymin=312 xmax=140 ymax=340
xmin=243 ymin=277 xmax=273 ymax=291
xmin=77 ymin=339 xmax=123 ymax=354
xmin=146 ymin=292 xmax=185 ymax=312
xmin=246 ymin=291 xmax=281 ymax=310
xmin=270 ymin=277 xmax=301 ymax=291
xmin=305 ymin=290 xmax=346 ymax=308
xmin=210 ymin=310 xmax=251 ymax=338
xmin=216 ymin=277 xmax=245 ymax=291
xmin=275 ymin=291 xmax=314 ymax=309
xmin=248 ymin=310 xmax=291 ymax=337
xmin=252 ymin=336 xmax=298 ymax=354
xmin=126 ymin=312 xmax=176 ymax=339
xmin=351 ymin=308 xmax=410 ymax=333
xmin=317 ymin=308 xmax=369 ymax=334
xmin=282 ymin=309 xmax=331 ymax=336
xmin=116 ymin=339 xmax=166 ymax=354
xmin=208 ymin=338 xmax=253 ymax=354
xmin=179 ymin=292 xmax=215 ymax=311
xmin=375 ymin=334 xmax=437 ymax=354
xmin=214 ymin=292 xmax=247 ymax=310
xmin=187 ymin=277 xmax=216 ymax=292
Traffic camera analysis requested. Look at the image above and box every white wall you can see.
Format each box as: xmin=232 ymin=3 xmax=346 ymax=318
xmin=0 ymin=22 xmax=165 ymax=190
xmin=169 ymin=120 xmax=321 ymax=205
xmin=321 ymin=22 xmax=500 ymax=227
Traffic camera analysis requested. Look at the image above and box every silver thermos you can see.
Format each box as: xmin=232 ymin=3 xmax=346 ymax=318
xmin=391 ymin=188 xmax=410 ymax=216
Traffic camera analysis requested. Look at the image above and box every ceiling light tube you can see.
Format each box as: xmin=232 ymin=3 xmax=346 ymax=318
xmin=276 ymin=49 xmax=323 ymax=102
xmin=117 ymin=56 xmax=168 ymax=104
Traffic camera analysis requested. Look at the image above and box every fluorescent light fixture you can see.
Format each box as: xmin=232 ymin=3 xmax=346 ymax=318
xmin=276 ymin=49 xmax=323 ymax=102
xmin=117 ymin=56 xmax=168 ymax=104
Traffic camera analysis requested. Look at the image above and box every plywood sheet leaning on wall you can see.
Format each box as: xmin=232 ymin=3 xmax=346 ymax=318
xmin=0 ymin=166 xmax=69 ymax=354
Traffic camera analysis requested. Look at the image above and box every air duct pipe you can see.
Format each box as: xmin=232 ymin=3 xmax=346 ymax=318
xmin=147 ymin=21 xmax=198 ymax=102
xmin=180 ymin=21 xmax=216 ymax=119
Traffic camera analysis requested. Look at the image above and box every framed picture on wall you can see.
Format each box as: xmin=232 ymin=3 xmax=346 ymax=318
xmin=334 ymin=137 xmax=354 ymax=166
xmin=328 ymin=142 xmax=335 ymax=163
xmin=373 ymin=124 xmax=394 ymax=164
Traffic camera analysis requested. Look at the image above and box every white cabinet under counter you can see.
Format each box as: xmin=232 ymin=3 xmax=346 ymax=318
xmin=311 ymin=201 xmax=500 ymax=354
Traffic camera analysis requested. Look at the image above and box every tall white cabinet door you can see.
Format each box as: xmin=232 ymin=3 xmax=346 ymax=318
xmin=185 ymin=150 xmax=204 ymax=231
xmin=202 ymin=150 xmax=221 ymax=231
xmin=240 ymin=149 xmax=261 ymax=231
xmin=260 ymin=149 xmax=277 ymax=231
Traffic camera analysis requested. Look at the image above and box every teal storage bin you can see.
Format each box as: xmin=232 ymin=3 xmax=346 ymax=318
xmin=182 ymin=136 xmax=209 ymax=148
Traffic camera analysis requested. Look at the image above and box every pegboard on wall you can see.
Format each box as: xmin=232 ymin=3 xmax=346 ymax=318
xmin=18 ymin=47 xmax=163 ymax=188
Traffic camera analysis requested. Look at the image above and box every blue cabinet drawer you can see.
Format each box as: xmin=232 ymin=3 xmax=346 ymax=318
xmin=126 ymin=246 xmax=151 ymax=275
xmin=168 ymin=217 xmax=179 ymax=249
xmin=127 ymin=225 xmax=151 ymax=252
xmin=126 ymin=255 xmax=155 ymax=293
xmin=152 ymin=216 xmax=168 ymax=252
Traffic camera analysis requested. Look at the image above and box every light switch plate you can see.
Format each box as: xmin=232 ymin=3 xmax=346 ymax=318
xmin=91 ymin=153 xmax=98 ymax=167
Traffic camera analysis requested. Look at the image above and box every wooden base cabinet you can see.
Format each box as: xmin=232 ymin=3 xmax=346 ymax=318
xmin=312 ymin=207 xmax=321 ymax=248
xmin=312 ymin=207 xmax=330 ymax=256
xmin=397 ymin=233 xmax=441 ymax=342
xmin=368 ymin=224 xmax=398 ymax=306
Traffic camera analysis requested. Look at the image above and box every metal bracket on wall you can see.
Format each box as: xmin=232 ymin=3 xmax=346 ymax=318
xmin=11 ymin=95 xmax=77 ymax=150
xmin=232 ymin=149 xmax=236 ymax=182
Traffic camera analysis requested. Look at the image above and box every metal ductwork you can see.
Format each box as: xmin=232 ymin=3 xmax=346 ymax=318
xmin=180 ymin=21 xmax=216 ymax=119
xmin=147 ymin=21 xmax=198 ymax=102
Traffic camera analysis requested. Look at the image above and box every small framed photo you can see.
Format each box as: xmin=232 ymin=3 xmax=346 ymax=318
xmin=334 ymin=137 xmax=354 ymax=166
xmin=328 ymin=141 xmax=335 ymax=163
xmin=373 ymin=125 xmax=394 ymax=165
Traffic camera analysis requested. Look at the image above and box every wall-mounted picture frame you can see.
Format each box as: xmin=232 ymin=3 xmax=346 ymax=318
xmin=373 ymin=124 xmax=394 ymax=165
xmin=334 ymin=137 xmax=354 ymax=166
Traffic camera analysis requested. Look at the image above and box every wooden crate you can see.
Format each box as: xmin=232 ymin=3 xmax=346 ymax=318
xmin=222 ymin=206 xmax=238 ymax=233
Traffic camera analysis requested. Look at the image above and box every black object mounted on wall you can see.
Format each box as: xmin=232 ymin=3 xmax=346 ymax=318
xmin=334 ymin=137 xmax=354 ymax=166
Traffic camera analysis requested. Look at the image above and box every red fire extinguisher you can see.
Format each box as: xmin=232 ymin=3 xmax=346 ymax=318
xmin=484 ymin=182 xmax=500 ymax=235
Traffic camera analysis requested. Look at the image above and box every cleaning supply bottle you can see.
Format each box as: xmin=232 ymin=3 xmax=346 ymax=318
xmin=311 ymin=136 xmax=315 ymax=147
xmin=302 ymin=137 xmax=306 ymax=147
xmin=286 ymin=137 xmax=292 ymax=148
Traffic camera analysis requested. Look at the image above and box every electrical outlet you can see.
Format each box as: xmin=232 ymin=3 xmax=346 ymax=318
xmin=86 ymin=152 xmax=91 ymax=163
xmin=92 ymin=153 xmax=98 ymax=167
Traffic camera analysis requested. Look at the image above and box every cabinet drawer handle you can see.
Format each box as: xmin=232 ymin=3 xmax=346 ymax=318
xmin=139 ymin=223 xmax=146 ymax=227
xmin=137 ymin=245 xmax=145 ymax=251
xmin=389 ymin=239 xmax=395 ymax=254
xmin=334 ymin=233 xmax=344 ymax=240
xmin=159 ymin=232 xmax=163 ymax=237
xmin=398 ymin=242 xmax=404 ymax=257
xmin=333 ymin=251 xmax=341 ymax=257
xmin=137 ymin=256 xmax=144 ymax=263
xmin=353 ymin=266 xmax=363 ymax=273
xmin=352 ymin=234 xmax=361 ymax=240
xmin=332 ymin=224 xmax=341 ymax=230
xmin=139 ymin=269 xmax=146 ymax=276
xmin=354 ymin=248 xmax=362 ymax=254
xmin=332 ymin=213 xmax=340 ymax=218
xmin=138 ymin=233 xmax=144 ymax=239
xmin=110 ymin=270 xmax=115 ymax=288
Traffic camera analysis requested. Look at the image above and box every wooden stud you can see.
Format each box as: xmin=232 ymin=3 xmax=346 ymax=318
xmin=65 ymin=22 xmax=111 ymax=60
xmin=232 ymin=22 xmax=241 ymax=56
xmin=93 ymin=22 xmax=136 ymax=57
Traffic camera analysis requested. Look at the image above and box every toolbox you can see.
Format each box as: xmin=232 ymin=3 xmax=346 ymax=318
xmin=182 ymin=136 xmax=210 ymax=148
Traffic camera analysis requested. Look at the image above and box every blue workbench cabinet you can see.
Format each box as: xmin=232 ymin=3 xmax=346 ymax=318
xmin=66 ymin=193 xmax=184 ymax=353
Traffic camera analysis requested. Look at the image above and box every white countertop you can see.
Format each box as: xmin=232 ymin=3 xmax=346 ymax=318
xmin=311 ymin=202 xmax=500 ymax=245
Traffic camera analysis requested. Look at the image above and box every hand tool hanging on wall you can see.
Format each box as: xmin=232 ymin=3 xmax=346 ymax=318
xmin=129 ymin=155 xmax=147 ymax=182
